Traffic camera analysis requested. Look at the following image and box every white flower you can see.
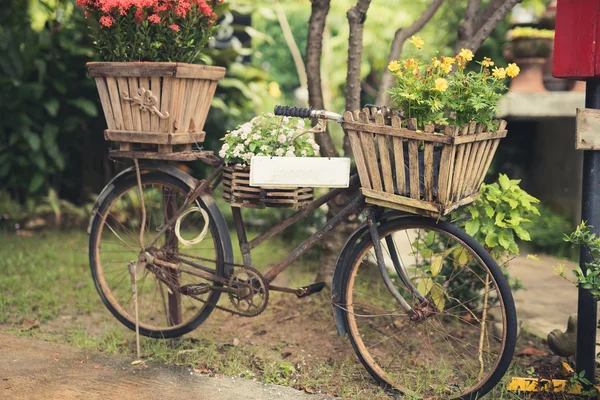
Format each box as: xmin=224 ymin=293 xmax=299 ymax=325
xmin=275 ymin=148 xmax=284 ymax=157
xmin=219 ymin=149 xmax=227 ymax=158
xmin=285 ymin=150 xmax=295 ymax=157
xmin=251 ymin=116 xmax=259 ymax=124
xmin=297 ymin=120 xmax=305 ymax=129
xmin=253 ymin=133 xmax=261 ymax=141
xmin=301 ymin=149 xmax=307 ymax=157
xmin=242 ymin=152 xmax=253 ymax=161
xmin=287 ymin=146 xmax=295 ymax=153
xmin=260 ymin=145 xmax=269 ymax=151
xmin=230 ymin=130 xmax=239 ymax=137
xmin=266 ymin=113 xmax=274 ymax=118
xmin=232 ymin=149 xmax=241 ymax=157
xmin=306 ymin=138 xmax=315 ymax=145
xmin=257 ymin=153 xmax=264 ymax=157
xmin=277 ymin=134 xmax=287 ymax=144
xmin=221 ymin=143 xmax=230 ymax=151
xmin=282 ymin=116 xmax=289 ymax=124
xmin=235 ymin=144 xmax=245 ymax=152
xmin=240 ymin=132 xmax=248 ymax=140
xmin=312 ymin=143 xmax=320 ymax=153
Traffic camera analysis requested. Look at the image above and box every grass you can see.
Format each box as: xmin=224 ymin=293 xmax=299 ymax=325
xmin=0 ymin=230 xmax=556 ymax=399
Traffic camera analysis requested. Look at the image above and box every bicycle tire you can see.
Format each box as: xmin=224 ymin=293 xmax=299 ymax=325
xmin=339 ymin=216 xmax=517 ymax=399
xmin=89 ymin=171 xmax=228 ymax=338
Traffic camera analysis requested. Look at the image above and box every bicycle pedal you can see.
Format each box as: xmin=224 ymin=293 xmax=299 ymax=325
xmin=296 ymin=282 xmax=326 ymax=298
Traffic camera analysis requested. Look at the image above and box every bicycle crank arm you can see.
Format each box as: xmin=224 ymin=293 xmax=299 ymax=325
xmin=268 ymin=281 xmax=326 ymax=298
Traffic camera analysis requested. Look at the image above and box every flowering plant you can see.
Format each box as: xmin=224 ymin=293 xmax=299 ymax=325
xmin=76 ymin=0 xmax=223 ymax=63
xmin=219 ymin=114 xmax=320 ymax=166
xmin=387 ymin=37 xmax=520 ymax=130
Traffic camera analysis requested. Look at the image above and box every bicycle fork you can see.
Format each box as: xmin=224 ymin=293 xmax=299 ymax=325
xmin=365 ymin=209 xmax=429 ymax=320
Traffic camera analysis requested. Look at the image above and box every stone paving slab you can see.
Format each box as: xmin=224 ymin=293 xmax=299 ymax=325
xmin=0 ymin=333 xmax=329 ymax=400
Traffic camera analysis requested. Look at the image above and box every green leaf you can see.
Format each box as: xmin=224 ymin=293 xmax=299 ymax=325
xmin=465 ymin=219 xmax=480 ymax=236
xmin=426 ymin=231 xmax=435 ymax=246
xmin=527 ymin=254 xmax=541 ymax=262
xmin=430 ymin=283 xmax=446 ymax=311
xmin=485 ymin=232 xmax=499 ymax=248
xmin=23 ymin=130 xmax=41 ymax=151
xmin=498 ymin=230 xmax=512 ymax=249
xmin=29 ymin=173 xmax=44 ymax=193
xmin=498 ymin=174 xmax=510 ymax=190
xmin=430 ymin=255 xmax=443 ymax=277
xmin=485 ymin=206 xmax=495 ymax=218
xmin=495 ymin=212 xmax=506 ymax=227
xmin=416 ymin=278 xmax=433 ymax=297
xmin=68 ymin=98 xmax=98 ymax=117
xmin=44 ymin=98 xmax=60 ymax=117
xmin=515 ymin=226 xmax=531 ymax=241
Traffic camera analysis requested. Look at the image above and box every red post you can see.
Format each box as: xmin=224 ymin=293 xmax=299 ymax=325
xmin=554 ymin=0 xmax=600 ymax=384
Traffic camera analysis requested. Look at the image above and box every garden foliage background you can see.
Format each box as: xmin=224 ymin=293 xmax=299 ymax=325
xmin=0 ymin=0 xmax=569 ymax=255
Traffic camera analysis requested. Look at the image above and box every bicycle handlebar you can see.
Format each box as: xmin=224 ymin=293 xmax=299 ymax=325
xmin=274 ymin=105 xmax=344 ymax=123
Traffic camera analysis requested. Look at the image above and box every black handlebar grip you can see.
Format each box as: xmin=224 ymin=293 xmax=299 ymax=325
xmin=274 ymin=105 xmax=313 ymax=118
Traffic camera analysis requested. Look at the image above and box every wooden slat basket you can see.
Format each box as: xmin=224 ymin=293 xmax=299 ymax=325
xmin=344 ymin=107 xmax=507 ymax=217
xmin=88 ymin=62 xmax=225 ymax=160
xmin=223 ymin=166 xmax=314 ymax=209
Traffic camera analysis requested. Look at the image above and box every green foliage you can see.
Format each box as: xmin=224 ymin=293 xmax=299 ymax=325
xmin=564 ymin=222 xmax=600 ymax=300
xmin=77 ymin=0 xmax=221 ymax=63
xmin=457 ymin=174 xmax=540 ymax=261
xmin=507 ymin=27 xmax=554 ymax=40
xmin=0 ymin=0 xmax=104 ymax=200
xmin=527 ymin=204 xmax=576 ymax=259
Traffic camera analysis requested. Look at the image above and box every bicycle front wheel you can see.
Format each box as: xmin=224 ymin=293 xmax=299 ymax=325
xmin=340 ymin=216 xmax=516 ymax=399
xmin=89 ymin=171 xmax=229 ymax=338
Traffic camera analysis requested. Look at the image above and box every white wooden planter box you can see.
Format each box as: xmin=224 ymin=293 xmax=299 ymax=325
xmin=249 ymin=156 xmax=351 ymax=188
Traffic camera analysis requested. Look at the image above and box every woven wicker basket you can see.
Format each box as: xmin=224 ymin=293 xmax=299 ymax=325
xmin=222 ymin=166 xmax=313 ymax=209
xmin=344 ymin=107 xmax=507 ymax=217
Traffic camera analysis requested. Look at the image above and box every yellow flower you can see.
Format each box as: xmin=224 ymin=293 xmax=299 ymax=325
xmin=441 ymin=56 xmax=456 ymax=65
xmin=404 ymin=58 xmax=417 ymax=70
xmin=435 ymin=78 xmax=448 ymax=92
xmin=441 ymin=63 xmax=453 ymax=74
xmin=458 ymin=48 xmax=474 ymax=61
xmin=506 ymin=63 xmax=520 ymax=78
xmin=268 ymin=82 xmax=281 ymax=98
xmin=388 ymin=60 xmax=401 ymax=72
xmin=409 ymin=35 xmax=424 ymax=49
xmin=492 ymin=67 xmax=506 ymax=79
xmin=431 ymin=57 xmax=441 ymax=68
xmin=482 ymin=57 xmax=494 ymax=67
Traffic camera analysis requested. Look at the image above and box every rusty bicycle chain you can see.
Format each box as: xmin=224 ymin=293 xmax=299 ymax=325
xmin=157 ymin=253 xmax=269 ymax=318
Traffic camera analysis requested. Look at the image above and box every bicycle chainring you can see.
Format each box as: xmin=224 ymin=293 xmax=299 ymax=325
xmin=227 ymin=267 xmax=269 ymax=317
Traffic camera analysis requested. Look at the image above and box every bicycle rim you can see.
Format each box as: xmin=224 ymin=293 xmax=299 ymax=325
xmin=342 ymin=217 xmax=516 ymax=399
xmin=89 ymin=173 xmax=224 ymax=338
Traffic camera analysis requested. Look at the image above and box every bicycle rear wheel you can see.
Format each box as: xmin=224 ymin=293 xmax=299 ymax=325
xmin=340 ymin=216 xmax=516 ymax=399
xmin=89 ymin=171 xmax=229 ymax=338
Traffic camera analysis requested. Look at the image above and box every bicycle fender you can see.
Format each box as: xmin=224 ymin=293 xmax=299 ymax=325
xmin=87 ymin=164 xmax=234 ymax=275
xmin=331 ymin=210 xmax=411 ymax=336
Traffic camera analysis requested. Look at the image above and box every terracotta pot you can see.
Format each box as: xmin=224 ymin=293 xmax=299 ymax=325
xmin=505 ymin=38 xmax=553 ymax=59
xmin=509 ymin=58 xmax=547 ymax=93
xmin=539 ymin=0 xmax=557 ymax=30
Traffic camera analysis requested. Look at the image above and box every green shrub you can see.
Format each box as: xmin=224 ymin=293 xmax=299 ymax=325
xmin=527 ymin=204 xmax=576 ymax=259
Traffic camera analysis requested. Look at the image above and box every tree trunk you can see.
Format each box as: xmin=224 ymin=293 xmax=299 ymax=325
xmin=376 ymin=0 xmax=444 ymax=107
xmin=454 ymin=0 xmax=522 ymax=54
xmin=343 ymin=0 xmax=371 ymax=155
xmin=306 ymin=0 xmax=338 ymax=158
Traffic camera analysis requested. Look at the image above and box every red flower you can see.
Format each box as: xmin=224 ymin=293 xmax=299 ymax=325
xmin=169 ymin=24 xmax=180 ymax=32
xmin=99 ymin=15 xmax=115 ymax=27
xmin=197 ymin=0 xmax=212 ymax=16
xmin=148 ymin=13 xmax=161 ymax=24
xmin=134 ymin=8 xmax=144 ymax=23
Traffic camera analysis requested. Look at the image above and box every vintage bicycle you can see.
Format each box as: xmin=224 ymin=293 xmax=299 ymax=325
xmin=88 ymin=105 xmax=517 ymax=399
